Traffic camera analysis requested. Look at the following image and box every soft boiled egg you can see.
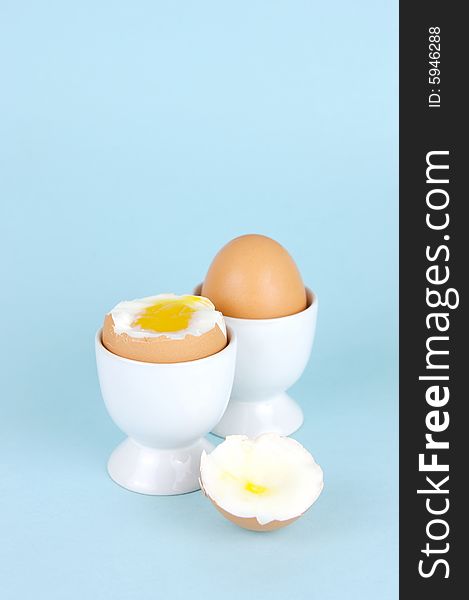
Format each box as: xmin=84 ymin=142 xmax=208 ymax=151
xmin=102 ymin=294 xmax=227 ymax=363
xmin=201 ymin=234 xmax=307 ymax=319
xmin=200 ymin=433 xmax=324 ymax=531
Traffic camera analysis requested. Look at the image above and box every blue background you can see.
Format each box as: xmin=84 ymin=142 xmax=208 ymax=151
xmin=0 ymin=1 xmax=397 ymax=599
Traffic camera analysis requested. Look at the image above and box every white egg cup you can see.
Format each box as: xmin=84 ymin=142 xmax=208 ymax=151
xmin=195 ymin=286 xmax=317 ymax=438
xmin=95 ymin=327 xmax=236 ymax=495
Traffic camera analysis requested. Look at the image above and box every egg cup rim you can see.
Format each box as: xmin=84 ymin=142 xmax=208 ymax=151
xmin=194 ymin=284 xmax=317 ymax=324
xmin=95 ymin=326 xmax=236 ymax=368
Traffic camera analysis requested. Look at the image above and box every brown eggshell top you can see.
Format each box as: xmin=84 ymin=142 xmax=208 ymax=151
xmin=201 ymin=234 xmax=307 ymax=319
xmin=102 ymin=314 xmax=227 ymax=363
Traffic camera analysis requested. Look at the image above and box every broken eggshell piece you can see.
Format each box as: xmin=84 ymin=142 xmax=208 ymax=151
xmin=199 ymin=433 xmax=324 ymax=531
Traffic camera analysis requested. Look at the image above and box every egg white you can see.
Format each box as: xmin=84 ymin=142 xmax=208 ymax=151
xmin=200 ymin=433 xmax=324 ymax=525
xmin=109 ymin=293 xmax=226 ymax=340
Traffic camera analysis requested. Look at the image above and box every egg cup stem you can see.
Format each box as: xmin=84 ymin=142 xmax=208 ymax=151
xmin=107 ymin=436 xmax=214 ymax=495
xmin=96 ymin=328 xmax=237 ymax=496
xmin=211 ymin=392 xmax=304 ymax=438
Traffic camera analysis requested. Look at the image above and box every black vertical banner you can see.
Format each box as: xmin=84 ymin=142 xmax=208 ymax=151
xmin=400 ymin=2 xmax=465 ymax=598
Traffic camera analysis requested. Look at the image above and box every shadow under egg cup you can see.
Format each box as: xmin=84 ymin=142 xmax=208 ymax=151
xmin=195 ymin=286 xmax=317 ymax=438
xmin=95 ymin=327 xmax=236 ymax=495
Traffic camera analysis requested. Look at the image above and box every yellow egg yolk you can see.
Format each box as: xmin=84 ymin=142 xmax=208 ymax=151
xmin=220 ymin=471 xmax=268 ymax=495
xmin=245 ymin=481 xmax=268 ymax=495
xmin=132 ymin=296 xmax=210 ymax=333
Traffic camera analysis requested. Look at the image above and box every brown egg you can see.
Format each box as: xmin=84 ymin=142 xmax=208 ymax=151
xmin=201 ymin=234 xmax=307 ymax=319
xmin=102 ymin=315 xmax=226 ymax=363
xmin=102 ymin=294 xmax=227 ymax=363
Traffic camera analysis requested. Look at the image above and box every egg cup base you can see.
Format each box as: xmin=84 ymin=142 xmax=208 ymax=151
xmin=107 ymin=436 xmax=214 ymax=495
xmin=211 ymin=392 xmax=304 ymax=439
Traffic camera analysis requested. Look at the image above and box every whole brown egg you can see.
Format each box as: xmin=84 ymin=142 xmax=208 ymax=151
xmin=201 ymin=234 xmax=307 ymax=319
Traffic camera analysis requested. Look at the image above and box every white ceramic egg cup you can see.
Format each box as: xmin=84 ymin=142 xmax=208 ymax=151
xmin=95 ymin=328 xmax=236 ymax=495
xmin=195 ymin=286 xmax=317 ymax=438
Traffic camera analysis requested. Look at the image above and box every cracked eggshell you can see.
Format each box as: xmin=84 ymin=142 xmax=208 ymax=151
xmin=200 ymin=433 xmax=324 ymax=532
xmin=102 ymin=294 xmax=227 ymax=363
xmin=209 ymin=503 xmax=300 ymax=532
xmin=103 ymin=315 xmax=226 ymax=363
